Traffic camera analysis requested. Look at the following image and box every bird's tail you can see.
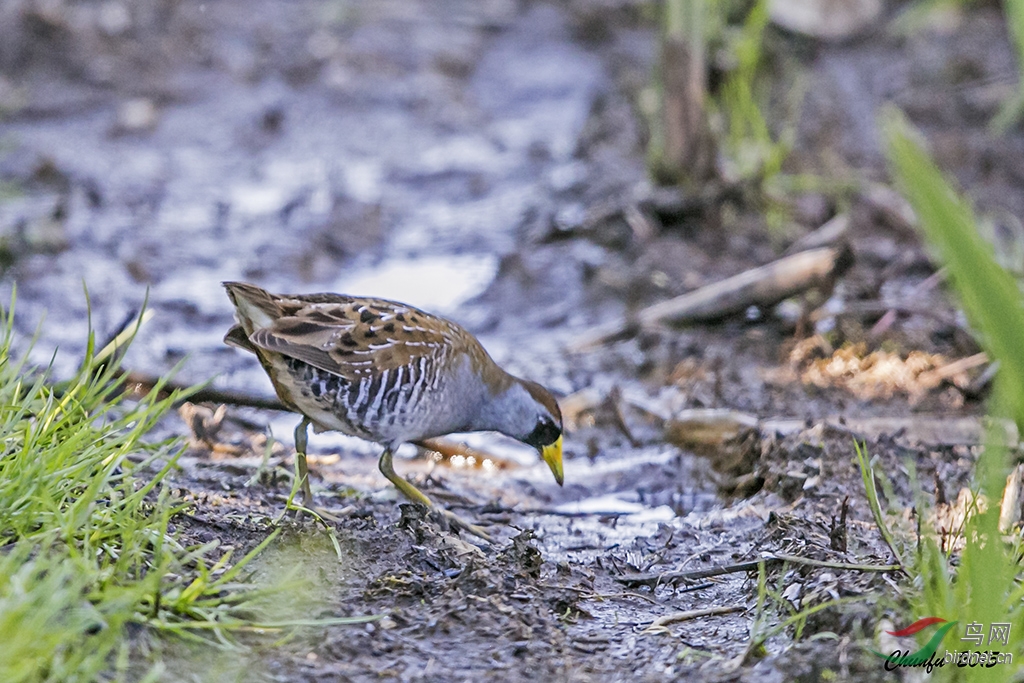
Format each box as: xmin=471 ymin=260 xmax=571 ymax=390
xmin=222 ymin=281 xmax=281 ymax=332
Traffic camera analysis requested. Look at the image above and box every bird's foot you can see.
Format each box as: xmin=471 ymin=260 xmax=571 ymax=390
xmin=379 ymin=448 xmax=492 ymax=542
xmin=286 ymin=501 xmax=350 ymax=525
xmin=277 ymin=485 xmax=349 ymax=524
xmin=430 ymin=506 xmax=493 ymax=543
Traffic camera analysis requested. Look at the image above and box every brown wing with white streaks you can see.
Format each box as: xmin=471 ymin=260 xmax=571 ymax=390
xmin=245 ymin=294 xmax=471 ymax=383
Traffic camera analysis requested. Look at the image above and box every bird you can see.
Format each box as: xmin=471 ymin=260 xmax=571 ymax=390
xmin=222 ymin=281 xmax=564 ymax=540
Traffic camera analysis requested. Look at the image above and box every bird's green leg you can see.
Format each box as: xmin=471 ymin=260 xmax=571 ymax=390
xmin=378 ymin=449 xmax=492 ymax=542
xmin=378 ymin=448 xmax=433 ymax=507
xmin=294 ymin=416 xmax=313 ymax=506
xmin=289 ymin=417 xmax=344 ymax=523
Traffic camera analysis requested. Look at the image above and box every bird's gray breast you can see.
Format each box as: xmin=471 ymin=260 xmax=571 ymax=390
xmin=283 ymin=353 xmax=485 ymax=444
xmin=347 ymin=353 xmax=487 ymax=442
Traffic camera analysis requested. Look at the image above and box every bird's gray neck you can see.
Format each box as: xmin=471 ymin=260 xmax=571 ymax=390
xmin=469 ymin=378 xmax=534 ymax=438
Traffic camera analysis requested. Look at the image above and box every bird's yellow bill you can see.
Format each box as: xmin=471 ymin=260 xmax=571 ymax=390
xmin=541 ymin=435 xmax=564 ymax=486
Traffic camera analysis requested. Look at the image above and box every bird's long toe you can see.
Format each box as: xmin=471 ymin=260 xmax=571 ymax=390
xmin=431 ymin=507 xmax=493 ymax=543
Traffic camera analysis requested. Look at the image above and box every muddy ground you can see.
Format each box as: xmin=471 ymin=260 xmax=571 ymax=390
xmin=0 ymin=0 xmax=1019 ymax=681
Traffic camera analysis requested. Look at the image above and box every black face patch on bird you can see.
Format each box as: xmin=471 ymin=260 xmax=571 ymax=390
xmin=524 ymin=416 xmax=561 ymax=449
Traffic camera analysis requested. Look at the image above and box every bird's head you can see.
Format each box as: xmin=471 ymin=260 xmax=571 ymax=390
xmin=517 ymin=379 xmax=564 ymax=486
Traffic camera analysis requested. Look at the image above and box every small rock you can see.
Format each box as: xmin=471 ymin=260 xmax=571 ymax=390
xmin=97 ymin=1 xmax=131 ymax=37
xmin=769 ymin=0 xmax=882 ymax=41
xmin=782 ymin=582 xmax=802 ymax=608
xmin=113 ymin=98 xmax=159 ymax=134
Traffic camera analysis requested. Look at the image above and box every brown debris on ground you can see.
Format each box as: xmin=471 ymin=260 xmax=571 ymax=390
xmin=789 ymin=340 xmax=976 ymax=403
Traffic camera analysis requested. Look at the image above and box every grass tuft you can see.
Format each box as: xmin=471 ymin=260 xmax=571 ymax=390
xmin=0 ymin=297 xmax=372 ymax=682
xmin=882 ymin=107 xmax=1022 ymax=679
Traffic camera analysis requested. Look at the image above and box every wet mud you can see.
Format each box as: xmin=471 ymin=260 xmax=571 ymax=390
xmin=0 ymin=0 xmax=1017 ymax=680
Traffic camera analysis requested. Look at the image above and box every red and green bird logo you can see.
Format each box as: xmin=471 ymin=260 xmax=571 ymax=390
xmin=874 ymin=617 xmax=958 ymax=666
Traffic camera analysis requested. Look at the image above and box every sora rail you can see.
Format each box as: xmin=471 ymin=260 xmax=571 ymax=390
xmin=223 ymin=282 xmax=563 ymax=539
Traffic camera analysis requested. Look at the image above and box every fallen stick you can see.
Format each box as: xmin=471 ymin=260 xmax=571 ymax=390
xmin=783 ymin=213 xmax=849 ymax=254
xmin=810 ymin=299 xmax=957 ymax=328
xmin=573 ymin=244 xmax=853 ymax=349
xmin=616 ymin=558 xmax=777 ymax=587
xmin=661 ymin=409 xmax=1018 ymax=452
xmin=616 ymin=552 xmax=902 ymax=588
xmin=123 ymin=373 xmax=288 ymax=411
xmin=452 ymin=505 xmax=630 ymax=518
xmin=635 ymin=245 xmax=852 ymax=326
xmin=663 ymin=408 xmax=759 ymax=453
xmin=964 ymin=360 xmax=999 ymax=398
xmin=642 ymin=605 xmax=745 ymax=633
xmin=537 ymin=584 xmax=662 ymax=606
xmin=917 ymin=351 xmax=988 ymax=385
xmin=868 ymin=268 xmax=945 ymax=338
xmin=768 ymin=553 xmax=902 ymax=573
xmin=862 ymin=181 xmax=917 ymax=233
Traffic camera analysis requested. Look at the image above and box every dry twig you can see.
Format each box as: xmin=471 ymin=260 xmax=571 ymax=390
xmin=574 ymin=245 xmax=853 ymax=349
xmin=642 ymin=605 xmax=745 ymax=634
